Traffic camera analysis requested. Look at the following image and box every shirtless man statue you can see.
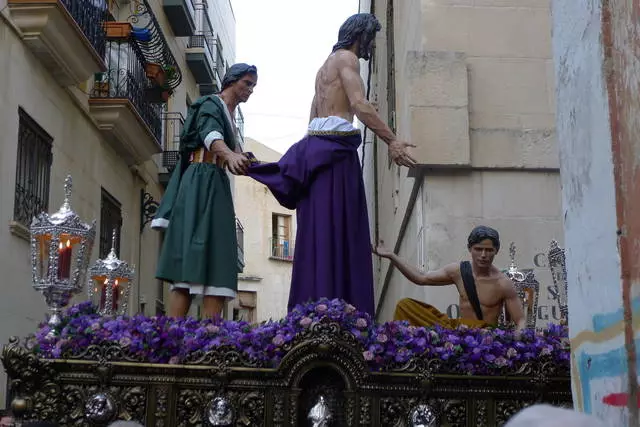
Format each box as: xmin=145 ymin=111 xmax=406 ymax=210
xmin=373 ymin=226 xmax=526 ymax=330
xmin=248 ymin=13 xmax=416 ymax=314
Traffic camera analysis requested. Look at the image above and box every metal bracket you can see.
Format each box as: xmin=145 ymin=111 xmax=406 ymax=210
xmin=140 ymin=189 xmax=159 ymax=233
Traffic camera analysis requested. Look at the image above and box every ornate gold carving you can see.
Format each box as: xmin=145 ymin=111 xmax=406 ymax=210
xmin=1 ymin=322 xmax=571 ymax=425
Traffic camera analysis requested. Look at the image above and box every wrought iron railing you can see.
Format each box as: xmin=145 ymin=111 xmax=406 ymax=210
xmin=92 ymin=41 xmax=163 ymax=144
xmin=215 ymin=34 xmax=224 ymax=74
xmin=161 ymin=111 xmax=184 ymax=170
xmin=60 ymin=0 xmax=108 ymax=58
xmin=188 ymin=3 xmax=218 ymax=73
xmin=127 ymin=0 xmax=182 ymax=91
xmin=270 ymin=237 xmax=294 ymax=261
xmin=236 ymin=218 xmax=245 ymax=268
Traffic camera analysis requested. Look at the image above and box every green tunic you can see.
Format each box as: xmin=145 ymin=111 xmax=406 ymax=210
xmin=153 ymin=95 xmax=238 ymax=296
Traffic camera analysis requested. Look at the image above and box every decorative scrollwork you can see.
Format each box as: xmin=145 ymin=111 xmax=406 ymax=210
xmin=475 ymin=399 xmax=489 ymax=427
xmin=140 ymin=190 xmax=159 ymax=233
xmin=359 ymin=396 xmax=371 ymax=425
xmin=272 ymin=392 xmax=285 ymax=424
xmin=1 ymin=337 xmax=57 ymax=397
xmin=396 ymin=357 xmax=443 ymax=387
xmin=63 ymin=343 xmax=146 ymax=364
xmin=121 ymin=386 xmax=146 ymax=422
xmin=442 ymin=399 xmax=466 ymax=426
xmin=381 ymin=397 xmax=419 ymax=427
xmin=176 ymin=389 xmax=206 ymax=427
xmin=236 ymin=391 xmax=265 ymax=426
xmin=155 ymin=386 xmax=169 ymax=427
xmin=183 ymin=345 xmax=261 ymax=369
xmin=1 ymin=325 xmax=573 ymax=425
xmin=496 ymin=400 xmax=535 ymax=425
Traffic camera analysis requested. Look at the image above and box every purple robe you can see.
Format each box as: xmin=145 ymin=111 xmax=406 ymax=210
xmin=248 ymin=132 xmax=374 ymax=314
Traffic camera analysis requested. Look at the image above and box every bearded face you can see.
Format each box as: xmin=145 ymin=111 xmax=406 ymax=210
xmin=359 ymin=31 xmax=376 ymax=60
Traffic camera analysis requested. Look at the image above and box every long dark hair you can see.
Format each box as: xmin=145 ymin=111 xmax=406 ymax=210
xmin=332 ymin=14 xmax=381 ymax=60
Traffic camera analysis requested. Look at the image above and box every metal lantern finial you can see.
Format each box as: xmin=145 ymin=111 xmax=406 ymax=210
xmin=506 ymin=242 xmax=526 ymax=282
xmin=548 ymin=240 xmax=569 ymax=325
xmin=88 ymin=229 xmax=135 ymax=317
xmin=30 ymin=175 xmax=96 ymax=336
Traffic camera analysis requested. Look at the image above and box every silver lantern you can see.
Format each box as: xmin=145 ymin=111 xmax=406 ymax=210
xmin=30 ymin=175 xmax=96 ymax=334
xmin=88 ymin=230 xmax=135 ymax=317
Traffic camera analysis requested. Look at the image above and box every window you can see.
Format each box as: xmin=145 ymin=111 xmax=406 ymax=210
xmin=271 ymin=213 xmax=293 ymax=260
xmin=13 ymin=108 xmax=53 ymax=228
xmin=99 ymin=188 xmax=122 ymax=258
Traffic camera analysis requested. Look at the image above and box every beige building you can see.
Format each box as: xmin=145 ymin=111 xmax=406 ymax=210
xmin=358 ymin=0 xmax=563 ymax=324
xmin=231 ymin=138 xmax=295 ymax=323
xmin=0 ymin=0 xmax=238 ymax=404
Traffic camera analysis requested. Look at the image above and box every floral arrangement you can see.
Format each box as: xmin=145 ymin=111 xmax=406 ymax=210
xmin=25 ymin=299 xmax=570 ymax=375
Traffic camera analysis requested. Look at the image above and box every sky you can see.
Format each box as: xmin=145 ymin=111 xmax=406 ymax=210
xmin=231 ymin=0 xmax=360 ymax=154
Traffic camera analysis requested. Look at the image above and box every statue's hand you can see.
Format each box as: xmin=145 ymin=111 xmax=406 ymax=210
xmin=225 ymin=152 xmax=250 ymax=175
xmin=388 ymin=140 xmax=417 ymax=168
xmin=372 ymin=241 xmax=394 ymax=259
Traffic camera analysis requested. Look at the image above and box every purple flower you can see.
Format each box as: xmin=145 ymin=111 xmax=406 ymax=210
xmin=272 ymin=334 xmax=285 ymax=346
xmin=27 ymin=299 xmax=569 ymax=375
xmin=299 ymin=317 xmax=312 ymax=328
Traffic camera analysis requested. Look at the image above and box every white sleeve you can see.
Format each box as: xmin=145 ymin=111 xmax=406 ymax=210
xmin=204 ymin=131 xmax=224 ymax=151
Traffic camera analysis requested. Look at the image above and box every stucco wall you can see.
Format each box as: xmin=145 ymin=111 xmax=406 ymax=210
xmin=552 ymin=0 xmax=640 ymax=422
xmin=361 ymin=0 xmax=563 ymax=325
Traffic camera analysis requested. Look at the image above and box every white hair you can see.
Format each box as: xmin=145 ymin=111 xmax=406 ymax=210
xmin=108 ymin=422 xmax=144 ymax=427
xmin=505 ymin=404 xmax=610 ymax=427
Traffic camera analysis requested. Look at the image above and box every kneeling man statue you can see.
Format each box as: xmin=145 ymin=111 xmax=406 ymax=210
xmin=373 ymin=226 xmax=526 ymax=330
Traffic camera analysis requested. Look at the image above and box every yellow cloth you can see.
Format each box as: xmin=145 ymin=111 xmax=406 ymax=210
xmin=393 ymin=298 xmax=490 ymax=329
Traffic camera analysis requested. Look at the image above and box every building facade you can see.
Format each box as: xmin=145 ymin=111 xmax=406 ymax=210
xmin=358 ymin=0 xmax=564 ymax=325
xmin=0 ymin=0 xmax=238 ymax=404
xmin=232 ymin=138 xmax=295 ymax=323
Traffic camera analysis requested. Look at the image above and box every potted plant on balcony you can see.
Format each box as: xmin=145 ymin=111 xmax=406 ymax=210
xmin=145 ymin=64 xmax=176 ymax=88
xmin=103 ymin=21 xmax=133 ymax=40
xmin=93 ymin=72 xmax=109 ymax=97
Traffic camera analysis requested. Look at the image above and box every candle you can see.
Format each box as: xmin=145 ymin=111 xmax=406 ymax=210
xmin=99 ymin=279 xmax=119 ymax=313
xmin=57 ymin=240 xmax=72 ymax=279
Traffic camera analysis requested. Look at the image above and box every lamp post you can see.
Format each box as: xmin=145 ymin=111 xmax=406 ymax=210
xmin=30 ymin=175 xmax=96 ymax=335
xmin=88 ymin=230 xmax=135 ymax=316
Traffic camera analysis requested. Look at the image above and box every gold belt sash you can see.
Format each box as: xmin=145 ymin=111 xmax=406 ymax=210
xmin=190 ymin=148 xmax=226 ymax=169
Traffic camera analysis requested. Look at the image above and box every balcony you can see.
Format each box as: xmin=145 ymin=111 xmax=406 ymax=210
xmin=237 ymin=218 xmax=245 ymax=272
xmin=270 ymin=237 xmax=294 ymax=262
xmin=7 ymin=0 xmax=107 ymax=86
xmin=158 ymin=111 xmax=184 ymax=186
xmin=163 ymin=0 xmax=196 ymax=37
xmin=186 ymin=4 xmax=220 ymax=95
xmin=89 ymin=41 xmax=163 ymax=165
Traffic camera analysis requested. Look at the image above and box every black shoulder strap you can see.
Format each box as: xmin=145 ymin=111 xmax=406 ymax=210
xmin=460 ymin=261 xmax=483 ymax=321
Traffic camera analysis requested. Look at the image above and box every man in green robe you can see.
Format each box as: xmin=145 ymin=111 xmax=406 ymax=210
xmin=151 ymin=64 xmax=257 ymax=318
